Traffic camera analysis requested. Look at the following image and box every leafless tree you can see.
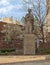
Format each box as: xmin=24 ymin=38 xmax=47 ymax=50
xmin=46 ymin=0 xmax=49 ymax=15
xmin=4 ymin=23 xmax=23 ymax=43
xmin=23 ymin=0 xmax=47 ymax=44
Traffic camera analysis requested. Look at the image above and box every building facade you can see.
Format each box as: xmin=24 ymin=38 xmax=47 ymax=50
xmin=0 ymin=18 xmax=24 ymax=54
xmin=46 ymin=0 xmax=50 ymax=43
xmin=46 ymin=0 xmax=50 ymax=33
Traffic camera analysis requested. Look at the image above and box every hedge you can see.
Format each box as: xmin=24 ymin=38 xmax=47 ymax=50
xmin=0 ymin=48 xmax=16 ymax=53
xmin=39 ymin=48 xmax=50 ymax=54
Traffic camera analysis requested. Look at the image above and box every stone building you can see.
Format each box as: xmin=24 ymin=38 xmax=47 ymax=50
xmin=39 ymin=0 xmax=50 ymax=49
xmin=46 ymin=0 xmax=50 ymax=33
xmin=46 ymin=0 xmax=50 ymax=44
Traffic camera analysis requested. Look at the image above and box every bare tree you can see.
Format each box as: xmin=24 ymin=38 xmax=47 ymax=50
xmin=4 ymin=23 xmax=23 ymax=43
xmin=23 ymin=0 xmax=46 ymax=44
xmin=46 ymin=0 xmax=49 ymax=15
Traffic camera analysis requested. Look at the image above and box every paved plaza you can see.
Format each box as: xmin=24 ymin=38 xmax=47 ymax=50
xmin=0 ymin=55 xmax=46 ymax=64
xmin=0 ymin=60 xmax=50 ymax=65
xmin=0 ymin=55 xmax=50 ymax=65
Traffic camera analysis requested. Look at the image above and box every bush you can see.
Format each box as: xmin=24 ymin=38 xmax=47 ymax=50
xmin=39 ymin=48 xmax=50 ymax=54
xmin=0 ymin=48 xmax=16 ymax=53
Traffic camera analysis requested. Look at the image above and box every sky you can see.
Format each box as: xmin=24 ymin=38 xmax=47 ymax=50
xmin=0 ymin=0 xmax=46 ymax=20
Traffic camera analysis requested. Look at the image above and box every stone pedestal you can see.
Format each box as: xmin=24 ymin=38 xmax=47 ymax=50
xmin=24 ymin=34 xmax=36 ymax=55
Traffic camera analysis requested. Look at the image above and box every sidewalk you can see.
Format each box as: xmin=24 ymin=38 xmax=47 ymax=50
xmin=0 ymin=55 xmax=46 ymax=64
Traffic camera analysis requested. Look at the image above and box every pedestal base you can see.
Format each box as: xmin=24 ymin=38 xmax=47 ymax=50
xmin=24 ymin=34 xmax=36 ymax=55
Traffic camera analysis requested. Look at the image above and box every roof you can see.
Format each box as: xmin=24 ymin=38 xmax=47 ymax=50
xmin=0 ymin=22 xmax=6 ymax=31
xmin=1 ymin=17 xmax=24 ymax=26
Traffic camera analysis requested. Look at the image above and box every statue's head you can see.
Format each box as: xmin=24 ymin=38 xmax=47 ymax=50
xmin=28 ymin=9 xmax=32 ymax=14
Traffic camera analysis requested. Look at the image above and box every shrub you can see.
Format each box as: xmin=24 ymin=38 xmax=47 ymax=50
xmin=0 ymin=48 xmax=16 ymax=53
xmin=39 ymin=48 xmax=50 ymax=54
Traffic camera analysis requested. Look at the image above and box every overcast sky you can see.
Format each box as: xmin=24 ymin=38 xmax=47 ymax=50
xmin=0 ymin=0 xmax=46 ymax=20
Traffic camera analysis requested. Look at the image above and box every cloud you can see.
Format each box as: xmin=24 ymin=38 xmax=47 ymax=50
xmin=0 ymin=0 xmax=26 ymax=20
xmin=24 ymin=0 xmax=29 ymax=2
xmin=0 ymin=0 xmax=23 ymax=14
xmin=0 ymin=4 xmax=23 ymax=14
xmin=0 ymin=5 xmax=14 ymax=14
xmin=15 ymin=4 xmax=23 ymax=9
xmin=0 ymin=0 xmax=10 ymax=6
xmin=0 ymin=0 xmax=15 ymax=14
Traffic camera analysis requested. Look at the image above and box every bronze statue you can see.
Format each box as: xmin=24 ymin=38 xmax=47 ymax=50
xmin=25 ymin=9 xmax=34 ymax=33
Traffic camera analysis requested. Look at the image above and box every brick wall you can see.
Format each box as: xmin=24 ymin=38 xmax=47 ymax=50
xmin=0 ymin=39 xmax=23 ymax=49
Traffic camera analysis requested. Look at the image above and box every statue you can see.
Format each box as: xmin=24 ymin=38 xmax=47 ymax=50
xmin=25 ymin=9 xmax=34 ymax=33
